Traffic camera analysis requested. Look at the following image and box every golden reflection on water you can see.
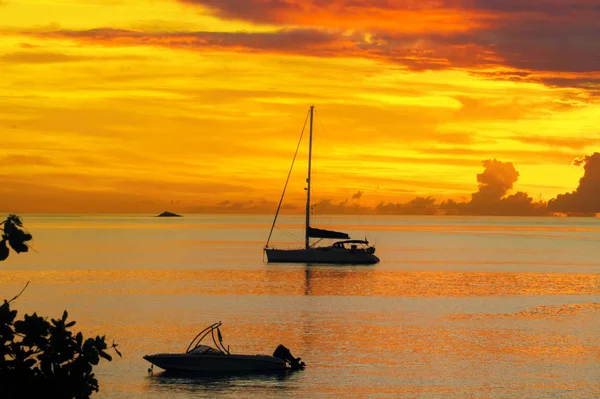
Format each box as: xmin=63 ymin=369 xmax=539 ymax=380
xmin=448 ymin=303 xmax=600 ymax=320
xmin=2 ymin=269 xmax=598 ymax=297
xmin=3 ymin=215 xmax=599 ymax=398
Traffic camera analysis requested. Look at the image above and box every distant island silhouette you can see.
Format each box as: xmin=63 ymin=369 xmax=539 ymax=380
xmin=157 ymin=211 xmax=182 ymax=217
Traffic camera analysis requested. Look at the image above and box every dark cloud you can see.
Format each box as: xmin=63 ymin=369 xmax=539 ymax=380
xmin=34 ymin=27 xmax=346 ymax=57
xmin=548 ymin=152 xmax=600 ymax=214
xmin=376 ymin=196 xmax=437 ymax=215
xmin=197 ymin=153 xmax=599 ymax=216
xmin=471 ymin=159 xmax=519 ymax=204
xmin=311 ymin=199 xmax=371 ymax=214
xmin=465 ymin=0 xmax=600 ymax=15
xmin=351 ymin=190 xmax=363 ymax=200
xmin=460 ymin=20 xmax=599 ymax=74
xmin=27 ymin=10 xmax=599 ymax=88
xmin=180 ymin=1 xmax=600 ymax=23
xmin=179 ymin=0 xmax=301 ymax=24
xmin=437 ymin=159 xmax=546 ymax=216
xmin=190 ymin=199 xmax=281 ymax=213
xmin=369 ymin=19 xmax=600 ymax=76
xmin=459 ymin=159 xmax=546 ymax=215
xmin=173 ymin=0 xmax=600 ymax=88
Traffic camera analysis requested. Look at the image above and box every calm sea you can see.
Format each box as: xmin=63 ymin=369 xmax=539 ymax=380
xmin=1 ymin=214 xmax=599 ymax=398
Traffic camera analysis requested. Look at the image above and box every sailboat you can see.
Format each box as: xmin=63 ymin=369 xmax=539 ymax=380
xmin=264 ymin=106 xmax=379 ymax=264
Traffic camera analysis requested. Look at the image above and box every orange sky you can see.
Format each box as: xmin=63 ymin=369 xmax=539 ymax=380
xmin=0 ymin=0 xmax=599 ymax=213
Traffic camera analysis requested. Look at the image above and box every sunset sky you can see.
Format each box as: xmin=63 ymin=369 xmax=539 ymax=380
xmin=1 ymin=0 xmax=599 ymax=213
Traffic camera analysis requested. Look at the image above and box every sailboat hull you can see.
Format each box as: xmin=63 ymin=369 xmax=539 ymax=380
xmin=265 ymin=248 xmax=379 ymax=264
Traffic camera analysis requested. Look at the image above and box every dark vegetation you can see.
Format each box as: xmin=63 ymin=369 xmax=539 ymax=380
xmin=0 ymin=214 xmax=120 ymax=399
xmin=0 ymin=214 xmax=31 ymax=261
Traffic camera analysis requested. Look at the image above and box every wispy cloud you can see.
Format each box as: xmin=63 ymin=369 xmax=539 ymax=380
xmin=0 ymin=50 xmax=148 ymax=64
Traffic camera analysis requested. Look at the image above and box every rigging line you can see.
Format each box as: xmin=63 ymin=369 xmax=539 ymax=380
xmin=265 ymin=109 xmax=310 ymax=248
xmin=274 ymin=225 xmax=303 ymax=242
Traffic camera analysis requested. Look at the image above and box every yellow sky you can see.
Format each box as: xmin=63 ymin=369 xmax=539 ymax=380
xmin=0 ymin=0 xmax=599 ymax=213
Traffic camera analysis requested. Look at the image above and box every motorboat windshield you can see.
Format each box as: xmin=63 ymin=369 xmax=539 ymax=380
xmin=186 ymin=322 xmax=230 ymax=355
xmin=188 ymin=345 xmax=224 ymax=355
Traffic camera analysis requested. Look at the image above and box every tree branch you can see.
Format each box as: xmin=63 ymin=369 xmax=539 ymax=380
xmin=8 ymin=281 xmax=30 ymax=303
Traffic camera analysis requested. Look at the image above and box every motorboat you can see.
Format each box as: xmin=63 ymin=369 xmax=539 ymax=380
xmin=144 ymin=322 xmax=305 ymax=373
xmin=264 ymin=106 xmax=380 ymax=264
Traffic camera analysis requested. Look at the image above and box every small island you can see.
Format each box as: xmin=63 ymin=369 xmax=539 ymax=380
xmin=157 ymin=211 xmax=182 ymax=217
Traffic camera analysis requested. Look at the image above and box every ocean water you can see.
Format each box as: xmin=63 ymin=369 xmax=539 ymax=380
xmin=1 ymin=214 xmax=598 ymax=398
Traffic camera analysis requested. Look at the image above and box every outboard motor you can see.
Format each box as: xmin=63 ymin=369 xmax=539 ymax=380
xmin=273 ymin=344 xmax=306 ymax=370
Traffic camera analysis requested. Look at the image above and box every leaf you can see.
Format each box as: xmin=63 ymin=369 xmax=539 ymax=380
xmin=7 ymin=214 xmax=23 ymax=227
xmin=112 ymin=341 xmax=122 ymax=357
xmin=0 ymin=300 xmax=18 ymax=324
xmin=8 ymin=238 xmax=29 ymax=254
xmin=0 ymin=239 xmax=9 ymax=261
xmin=3 ymin=221 xmax=14 ymax=235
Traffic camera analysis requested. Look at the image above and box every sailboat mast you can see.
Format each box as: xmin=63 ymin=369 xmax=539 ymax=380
xmin=305 ymin=105 xmax=314 ymax=250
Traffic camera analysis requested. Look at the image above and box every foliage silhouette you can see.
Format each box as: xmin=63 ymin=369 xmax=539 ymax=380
xmin=0 ymin=214 xmax=32 ymax=261
xmin=0 ymin=215 xmax=121 ymax=399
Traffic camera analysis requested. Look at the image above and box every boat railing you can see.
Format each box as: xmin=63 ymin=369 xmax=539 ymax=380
xmin=186 ymin=321 xmax=230 ymax=355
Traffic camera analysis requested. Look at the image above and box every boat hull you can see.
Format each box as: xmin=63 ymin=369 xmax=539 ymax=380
xmin=265 ymin=248 xmax=379 ymax=264
xmin=144 ymin=353 xmax=287 ymax=373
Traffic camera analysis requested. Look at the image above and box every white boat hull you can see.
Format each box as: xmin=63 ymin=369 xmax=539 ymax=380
xmin=265 ymin=247 xmax=379 ymax=264
xmin=144 ymin=353 xmax=286 ymax=373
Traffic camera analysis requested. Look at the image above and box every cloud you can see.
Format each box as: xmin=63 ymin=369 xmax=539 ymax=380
xmin=181 ymin=1 xmax=600 ymax=27
xmin=178 ymin=0 xmax=485 ymax=32
xmin=26 ymin=0 xmax=600 ymax=89
xmin=311 ymin=199 xmax=371 ymax=215
xmin=0 ymin=155 xmax=57 ymax=167
xmin=0 ymin=49 xmax=153 ymax=64
xmin=439 ymin=159 xmax=547 ymax=216
xmin=34 ymin=27 xmax=341 ymax=55
xmin=163 ymin=153 xmax=600 ymax=216
xmin=189 ymin=199 xmax=282 ymax=213
xmin=0 ymin=51 xmax=90 ymax=64
xmin=465 ymin=0 xmax=600 ymax=16
xmin=179 ymin=0 xmax=301 ymax=25
xmin=548 ymin=152 xmax=600 ymax=213
xmin=376 ymin=196 xmax=438 ymax=215
xmin=510 ymin=136 xmax=598 ymax=150
xmin=351 ymin=190 xmax=363 ymax=200
xmin=171 ymin=0 xmax=600 ymax=88
xmin=471 ymin=159 xmax=519 ymax=204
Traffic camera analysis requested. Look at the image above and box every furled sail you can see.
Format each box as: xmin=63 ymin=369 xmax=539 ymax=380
xmin=307 ymin=226 xmax=350 ymax=239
